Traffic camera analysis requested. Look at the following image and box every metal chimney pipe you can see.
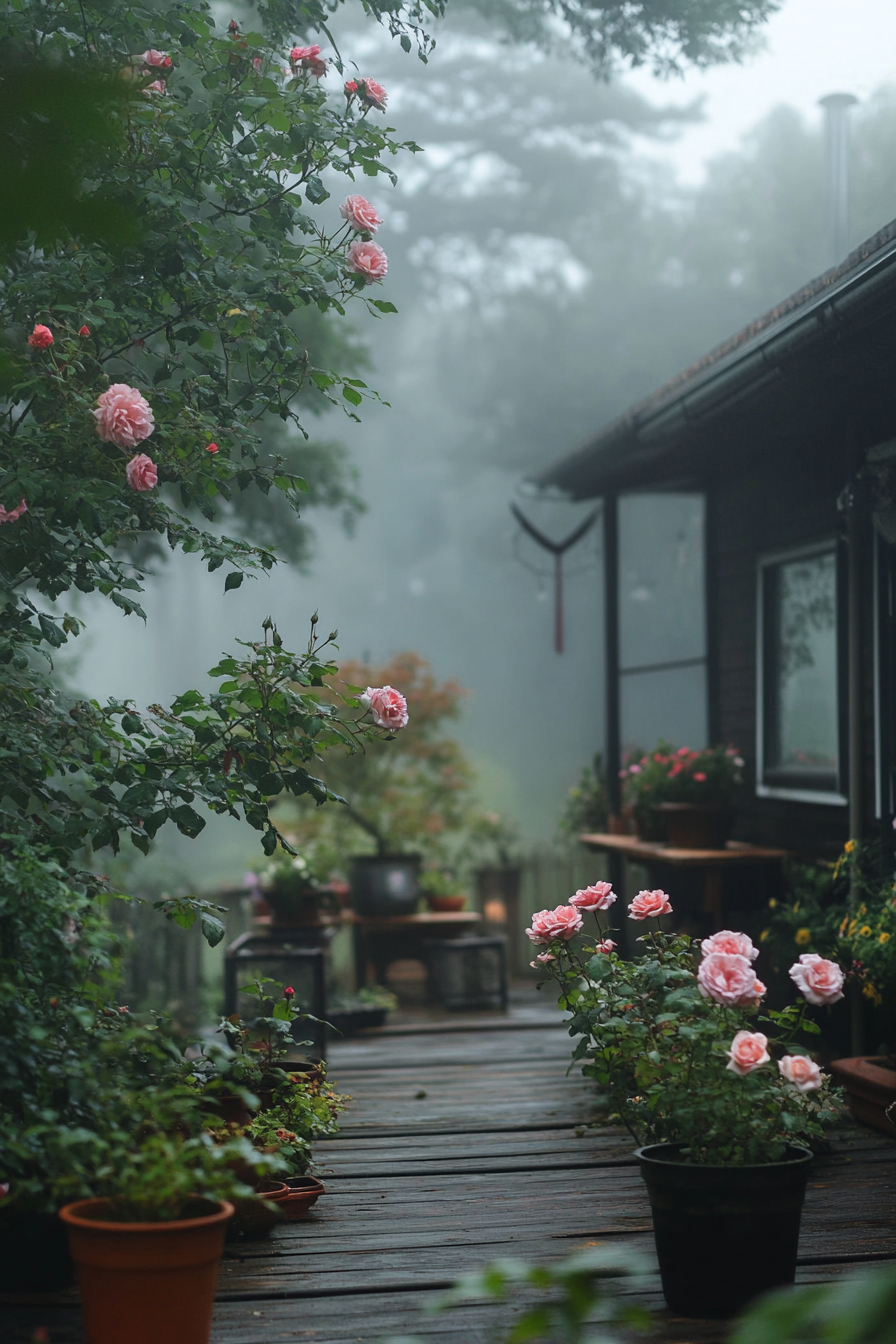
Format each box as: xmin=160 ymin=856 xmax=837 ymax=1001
xmin=819 ymin=93 xmax=858 ymax=266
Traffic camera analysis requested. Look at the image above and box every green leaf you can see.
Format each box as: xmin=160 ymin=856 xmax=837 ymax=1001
xmin=342 ymin=385 xmax=362 ymax=406
xmin=224 ymin=571 xmax=244 ymax=592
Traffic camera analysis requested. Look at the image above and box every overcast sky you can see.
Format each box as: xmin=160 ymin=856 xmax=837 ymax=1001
xmin=627 ymin=0 xmax=896 ymax=183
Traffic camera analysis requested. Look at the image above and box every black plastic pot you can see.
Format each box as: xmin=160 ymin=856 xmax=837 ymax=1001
xmin=636 ymin=1143 xmax=813 ymax=1318
xmin=327 ymin=1006 xmax=388 ymax=1035
xmin=349 ymin=854 xmax=421 ymax=916
xmin=0 ymin=1204 xmax=76 ymax=1292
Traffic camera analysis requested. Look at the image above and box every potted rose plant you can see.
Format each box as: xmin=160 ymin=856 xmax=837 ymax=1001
xmin=526 ymin=884 xmax=844 ymax=1318
xmin=621 ymin=741 xmax=744 ymax=847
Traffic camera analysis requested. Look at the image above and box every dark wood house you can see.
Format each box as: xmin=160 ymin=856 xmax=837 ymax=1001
xmin=535 ymin=219 xmax=896 ymax=861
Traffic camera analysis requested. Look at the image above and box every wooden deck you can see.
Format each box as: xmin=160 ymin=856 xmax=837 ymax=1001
xmin=5 ymin=997 xmax=896 ymax=1343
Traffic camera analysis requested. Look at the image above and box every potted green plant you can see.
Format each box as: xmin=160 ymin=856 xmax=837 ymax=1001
xmin=527 ymin=884 xmax=844 ymax=1317
xmin=327 ymin=984 xmax=399 ymax=1033
xmin=419 ymin=866 xmax=468 ymax=912
xmin=58 ymin=1086 xmax=271 ymax=1344
xmin=621 ymin=741 xmax=744 ymax=847
xmin=254 ymin=845 xmax=341 ymax=933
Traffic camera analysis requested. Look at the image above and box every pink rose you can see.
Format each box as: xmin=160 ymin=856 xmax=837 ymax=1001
xmin=0 ymin=498 xmax=27 ymax=524
xmin=725 ymin=1030 xmax=770 ymax=1076
xmin=597 ymin=939 xmax=616 ymax=954
xmin=778 ymin=1054 xmax=824 ymax=1093
xmin=339 ymin=194 xmax=383 ymax=234
xmin=628 ymin=889 xmax=672 ymax=920
xmin=530 ymin=952 xmax=556 ymax=967
xmin=94 ymin=384 xmax=155 ymax=449
xmin=358 ymin=77 xmax=387 ymax=110
xmin=142 ymin=79 xmax=166 ymax=95
xmin=698 ymin=952 xmax=766 ymax=1007
xmin=700 ymin=930 xmax=759 ymax=962
xmin=125 ymin=454 xmax=158 ymax=492
xmin=344 ymin=80 xmax=358 ymax=95
xmin=788 ymin=954 xmax=845 ymax=1007
xmin=346 ymin=240 xmax=388 ymax=283
xmin=362 ymin=685 xmax=408 ymax=731
xmin=525 ymin=905 xmax=584 ymax=945
xmin=290 ymin=44 xmax=328 ymax=77
xmin=570 ymin=881 xmax=616 ymax=912
xmin=28 ymin=324 xmax=53 ymax=349
xmin=140 ymin=49 xmax=172 ymax=68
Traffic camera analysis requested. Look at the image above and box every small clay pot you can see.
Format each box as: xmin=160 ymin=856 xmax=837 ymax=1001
xmin=427 ymin=894 xmax=467 ymax=912
xmin=226 ymin=1181 xmax=289 ymax=1242
xmin=280 ymin=1176 xmax=326 ymax=1222
xmin=201 ymin=1092 xmax=253 ymax=1127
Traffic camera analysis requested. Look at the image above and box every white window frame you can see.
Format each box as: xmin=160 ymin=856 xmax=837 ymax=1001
xmin=755 ymin=539 xmax=847 ymax=806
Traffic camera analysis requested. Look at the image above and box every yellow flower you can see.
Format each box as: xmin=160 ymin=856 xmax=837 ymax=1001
xmin=795 ymin=928 xmax=811 ymax=946
xmin=859 ymin=925 xmax=873 ymax=937
xmin=760 ymin=928 xmax=770 ymax=942
xmin=858 ymin=904 xmax=867 ymax=916
xmin=839 ymin=916 xmax=849 ymax=936
xmin=845 ymin=839 xmax=858 ymax=854
xmin=848 ymin=920 xmax=858 ymax=936
xmin=862 ymin=982 xmax=883 ymax=1006
xmin=226 ymin=307 xmax=243 ymax=316
xmin=768 ymin=898 xmax=777 ymax=909
xmin=881 ymin=932 xmax=892 ymax=944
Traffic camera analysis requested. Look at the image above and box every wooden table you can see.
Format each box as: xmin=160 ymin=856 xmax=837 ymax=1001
xmin=344 ymin=909 xmax=481 ymax=991
xmin=580 ymin=832 xmax=789 ymax=931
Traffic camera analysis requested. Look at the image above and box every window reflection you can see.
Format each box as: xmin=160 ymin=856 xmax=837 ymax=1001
xmin=761 ymin=548 xmax=840 ymax=793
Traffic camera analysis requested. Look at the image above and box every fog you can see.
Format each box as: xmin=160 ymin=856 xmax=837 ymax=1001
xmin=66 ymin=1 xmax=896 ymax=884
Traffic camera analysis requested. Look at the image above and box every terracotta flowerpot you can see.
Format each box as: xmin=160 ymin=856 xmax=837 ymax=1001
xmin=227 ymin=1180 xmax=289 ymax=1241
xmin=636 ymin=1143 xmax=813 ymax=1318
xmin=829 ymin=1056 xmax=896 ymax=1136
xmin=60 ymin=1197 xmax=233 ymax=1344
xmin=427 ymin=894 xmax=467 ymax=912
xmin=281 ymin=1176 xmax=326 ymax=1221
xmin=658 ymin=802 xmax=737 ymax=850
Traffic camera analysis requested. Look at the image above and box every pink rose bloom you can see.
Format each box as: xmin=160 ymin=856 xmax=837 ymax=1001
xmin=778 ymin=1054 xmax=824 ymax=1093
xmin=597 ymin=939 xmax=616 ymax=954
xmin=344 ymin=80 xmax=358 ymax=95
xmin=346 ymin=240 xmax=388 ymax=283
xmin=694 ymin=771 xmax=707 ymax=781
xmin=28 ymin=324 xmax=54 ymax=349
xmin=698 ymin=952 xmax=766 ymax=1007
xmin=142 ymin=79 xmax=166 ymax=95
xmin=525 ymin=905 xmax=584 ymax=945
xmin=290 ymin=44 xmax=328 ymax=77
xmin=125 ymin=454 xmax=158 ymax=492
xmin=0 ymin=498 xmax=27 ymax=524
xmin=570 ymin=881 xmax=616 ymax=912
xmin=628 ymin=889 xmax=673 ymax=920
xmin=340 ymin=194 xmax=383 ymax=234
xmin=725 ymin=1030 xmax=770 ymax=1076
xmin=359 ymin=77 xmax=387 ymax=110
xmin=140 ymin=49 xmax=172 ymax=68
xmin=94 ymin=384 xmax=155 ymax=449
xmin=700 ymin=930 xmax=759 ymax=962
xmin=530 ymin=952 xmax=556 ymax=966
xmin=362 ymin=685 xmax=409 ymax=731
xmin=789 ymin=953 xmax=845 ymax=1007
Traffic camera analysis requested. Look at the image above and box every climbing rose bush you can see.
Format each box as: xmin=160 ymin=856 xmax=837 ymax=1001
xmin=527 ymin=885 xmax=842 ymax=1163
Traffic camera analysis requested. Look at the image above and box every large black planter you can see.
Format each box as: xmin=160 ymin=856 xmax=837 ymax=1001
xmin=0 ymin=1205 xmax=76 ymax=1292
xmin=636 ymin=1143 xmax=813 ymax=1318
xmin=350 ymin=854 xmax=421 ymax=916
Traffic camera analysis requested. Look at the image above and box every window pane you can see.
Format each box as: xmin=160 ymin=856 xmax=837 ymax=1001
xmin=619 ymin=494 xmax=706 ymax=670
xmin=765 ymin=550 xmax=838 ymax=787
xmin=621 ymin=663 xmax=708 ymax=758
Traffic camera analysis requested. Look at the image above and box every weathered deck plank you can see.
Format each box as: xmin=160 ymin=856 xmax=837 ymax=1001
xmin=3 ymin=1014 xmax=895 ymax=1344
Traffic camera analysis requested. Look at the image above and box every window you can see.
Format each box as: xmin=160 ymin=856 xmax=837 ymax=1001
xmin=618 ymin=493 xmax=707 ymax=755
xmin=757 ymin=542 xmax=845 ymax=802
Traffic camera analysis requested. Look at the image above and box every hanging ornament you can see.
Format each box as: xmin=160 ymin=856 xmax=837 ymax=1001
xmin=510 ymin=503 xmax=598 ymax=653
